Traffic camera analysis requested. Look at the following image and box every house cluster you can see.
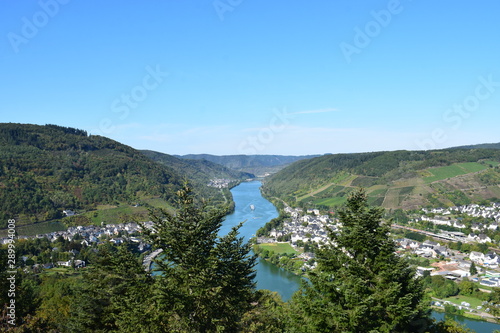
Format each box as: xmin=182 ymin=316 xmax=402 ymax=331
xmin=265 ymin=206 xmax=338 ymax=246
xmin=423 ymin=203 xmax=500 ymax=218
xmin=398 ymin=237 xmax=500 ymax=286
xmin=53 ymin=259 xmax=86 ymax=269
xmin=1 ymin=222 xmax=153 ymax=253
xmin=397 ymin=238 xmax=451 ymax=259
xmin=398 ymin=238 xmax=475 ymax=279
xmin=469 ymin=251 xmax=500 ymax=269
xmin=477 ymin=272 xmax=500 ymax=287
xmin=415 ymin=203 xmax=500 ymax=244
xmin=207 ymin=179 xmax=232 ymax=188
xmin=418 ymin=214 xmax=499 ymax=234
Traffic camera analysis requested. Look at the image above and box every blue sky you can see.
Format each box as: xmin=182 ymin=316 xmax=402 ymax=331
xmin=1 ymin=0 xmax=499 ymax=155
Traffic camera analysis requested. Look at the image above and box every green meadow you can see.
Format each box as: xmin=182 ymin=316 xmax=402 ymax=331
xmin=424 ymin=162 xmax=490 ymax=183
xmin=0 ymin=221 xmax=66 ymax=237
xmin=257 ymin=242 xmax=298 ymax=255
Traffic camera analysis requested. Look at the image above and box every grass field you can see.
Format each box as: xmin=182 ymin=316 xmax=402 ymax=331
xmin=0 ymin=196 xmax=173 ymax=237
xmin=0 ymin=221 xmax=66 ymax=237
xmin=424 ymin=162 xmax=490 ymax=183
xmin=42 ymin=266 xmax=84 ymax=278
xmin=313 ymin=196 xmax=347 ymax=207
xmin=443 ymin=295 xmax=484 ymax=309
xmin=88 ymin=205 xmax=149 ymax=224
xmin=257 ymin=242 xmax=297 ymax=255
xmin=382 ymin=188 xmax=401 ymax=208
xmin=367 ymin=188 xmax=388 ymax=197
xmin=457 ymin=162 xmax=490 ymax=173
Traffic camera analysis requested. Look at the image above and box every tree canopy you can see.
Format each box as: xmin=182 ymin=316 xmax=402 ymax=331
xmin=143 ymin=184 xmax=257 ymax=332
xmin=289 ymin=189 xmax=430 ymax=332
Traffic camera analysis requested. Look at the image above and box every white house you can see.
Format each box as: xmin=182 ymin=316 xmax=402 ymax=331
xmin=469 ymin=251 xmax=485 ymax=264
xmin=477 ymin=234 xmax=492 ymax=243
xmin=63 ymin=210 xmax=75 ymax=216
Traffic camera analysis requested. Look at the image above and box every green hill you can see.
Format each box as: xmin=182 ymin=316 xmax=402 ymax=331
xmin=177 ymin=154 xmax=320 ymax=176
xmin=262 ymin=148 xmax=500 ymax=210
xmin=450 ymin=142 xmax=500 ymax=150
xmin=141 ymin=150 xmax=254 ymax=210
xmin=0 ymin=123 xmax=189 ymax=229
xmin=142 ymin=150 xmax=254 ymax=183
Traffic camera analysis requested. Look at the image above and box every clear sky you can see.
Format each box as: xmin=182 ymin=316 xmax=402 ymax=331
xmin=1 ymin=0 xmax=499 ymax=155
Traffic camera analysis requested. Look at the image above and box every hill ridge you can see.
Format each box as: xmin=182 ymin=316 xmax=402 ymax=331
xmin=262 ymin=146 xmax=500 ymax=210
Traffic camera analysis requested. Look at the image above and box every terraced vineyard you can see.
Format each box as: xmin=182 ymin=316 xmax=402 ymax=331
xmin=263 ymin=149 xmax=500 ymax=210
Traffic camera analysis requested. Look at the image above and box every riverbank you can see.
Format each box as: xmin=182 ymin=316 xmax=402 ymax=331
xmin=224 ymin=181 xmax=500 ymax=330
xmin=252 ymin=242 xmax=306 ymax=276
xmin=433 ymin=307 xmax=497 ymax=324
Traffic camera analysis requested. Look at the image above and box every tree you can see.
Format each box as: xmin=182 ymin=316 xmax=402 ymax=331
xmin=289 ymin=189 xmax=429 ymax=332
xmin=144 ymin=184 xmax=257 ymax=332
xmin=469 ymin=262 xmax=478 ymax=275
xmin=458 ymin=278 xmax=476 ymax=296
xmin=238 ymin=290 xmax=290 ymax=333
xmin=488 ymin=288 xmax=500 ymax=320
xmin=66 ymin=243 xmax=155 ymax=332
xmin=422 ymin=273 xmax=459 ymax=299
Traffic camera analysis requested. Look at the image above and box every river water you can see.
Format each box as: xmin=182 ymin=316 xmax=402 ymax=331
xmin=221 ymin=181 xmax=500 ymax=332
xmin=219 ymin=180 xmax=302 ymax=301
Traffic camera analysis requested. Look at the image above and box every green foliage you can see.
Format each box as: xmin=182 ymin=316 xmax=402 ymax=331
xmin=458 ymin=278 xmax=477 ymax=296
xmin=423 ymin=275 xmax=459 ymax=299
xmin=289 ymin=189 xmax=429 ymax=332
xmin=404 ymin=230 xmax=427 ymax=242
xmin=256 ymin=212 xmax=290 ymax=237
xmin=66 ymin=243 xmax=155 ymax=332
xmin=141 ymin=149 xmax=253 ymax=204
xmin=143 ymin=184 xmax=257 ymax=332
xmin=263 ymin=147 xmax=500 ymax=209
xmin=179 ymin=153 xmax=319 ymax=175
xmin=487 ymin=288 xmax=500 ymax=320
xmin=391 ymin=208 xmax=410 ymax=224
xmin=469 ymin=262 xmax=478 ymax=275
xmin=237 ymin=290 xmax=290 ymax=332
xmin=0 ymin=123 xmax=186 ymax=228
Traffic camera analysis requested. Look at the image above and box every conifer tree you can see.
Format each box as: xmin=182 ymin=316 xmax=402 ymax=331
xmin=66 ymin=243 xmax=154 ymax=332
xmin=144 ymin=184 xmax=257 ymax=332
xmin=469 ymin=261 xmax=477 ymax=275
xmin=290 ymin=189 xmax=429 ymax=332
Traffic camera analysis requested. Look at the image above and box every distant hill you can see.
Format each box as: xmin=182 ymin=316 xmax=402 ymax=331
xmin=262 ymin=147 xmax=500 ymax=210
xmin=141 ymin=150 xmax=254 ymax=183
xmin=450 ymin=142 xmax=500 ymax=150
xmin=0 ymin=124 xmax=207 ymax=229
xmin=177 ymin=154 xmax=321 ymax=176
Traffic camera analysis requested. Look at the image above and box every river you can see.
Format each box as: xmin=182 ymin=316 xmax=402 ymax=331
xmin=219 ymin=180 xmax=302 ymax=301
xmin=221 ymin=181 xmax=500 ymax=332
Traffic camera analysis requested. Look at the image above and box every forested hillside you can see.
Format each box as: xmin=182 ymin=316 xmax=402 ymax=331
xmin=141 ymin=150 xmax=254 ymax=183
xmin=0 ymin=123 xmax=187 ymax=228
xmin=263 ymin=148 xmax=500 ymax=210
xmin=178 ymin=154 xmax=320 ymax=176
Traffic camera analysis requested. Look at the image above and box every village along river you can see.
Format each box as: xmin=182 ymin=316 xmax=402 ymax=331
xmin=221 ymin=181 xmax=500 ymax=332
